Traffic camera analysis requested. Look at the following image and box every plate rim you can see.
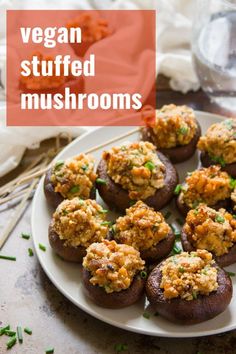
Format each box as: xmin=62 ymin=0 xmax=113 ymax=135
xmin=31 ymin=110 xmax=235 ymax=338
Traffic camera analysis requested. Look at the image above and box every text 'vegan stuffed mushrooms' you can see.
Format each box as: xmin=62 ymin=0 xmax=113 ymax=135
xmin=96 ymin=141 xmax=178 ymax=212
xmin=141 ymin=104 xmax=201 ymax=163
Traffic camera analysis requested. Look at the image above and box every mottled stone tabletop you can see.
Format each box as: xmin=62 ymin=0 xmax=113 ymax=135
xmin=0 ymin=202 xmax=236 ymax=354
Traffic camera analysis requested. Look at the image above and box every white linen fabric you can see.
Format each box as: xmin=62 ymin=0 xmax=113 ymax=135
xmin=0 ymin=0 xmax=199 ymax=177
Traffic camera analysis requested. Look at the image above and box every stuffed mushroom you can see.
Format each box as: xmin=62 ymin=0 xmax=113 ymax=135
xmin=176 ymin=165 xmax=232 ymax=216
xmin=110 ymin=201 xmax=175 ymax=263
xmin=82 ymin=239 xmax=146 ymax=308
xmin=146 ymin=249 xmax=232 ymax=324
xmin=231 ymin=187 xmax=236 ymax=211
xmin=141 ymin=104 xmax=201 ymax=163
xmin=198 ymin=119 xmax=236 ymax=177
xmin=181 ymin=204 xmax=236 ymax=267
xmin=44 ymin=154 xmax=97 ymax=209
xmin=96 ymin=141 xmax=178 ymax=212
xmin=48 ymin=198 xmax=109 ymax=262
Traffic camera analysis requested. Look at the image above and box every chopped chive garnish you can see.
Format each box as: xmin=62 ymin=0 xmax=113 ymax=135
xmin=215 ymin=215 xmax=225 ymax=224
xmin=28 ymin=248 xmax=34 ymax=257
xmin=24 ymin=327 xmax=32 ymax=335
xmin=45 ymin=348 xmax=54 ymax=354
xmin=21 ymin=233 xmax=30 ymax=240
xmin=111 ymin=225 xmax=116 ymax=234
xmin=17 ymin=326 xmax=23 ymax=343
xmin=98 ymin=209 xmax=108 ymax=214
xmin=69 ymin=185 xmax=80 ymax=194
xmin=210 ymin=155 xmax=226 ymax=167
xmin=54 ymin=160 xmax=64 ymax=169
xmin=164 ymin=211 xmax=171 ymax=219
xmin=0 ymin=325 xmax=10 ymax=336
xmin=230 ymin=177 xmax=236 ymax=189
xmin=143 ymin=312 xmax=150 ymax=319
xmin=0 ymin=255 xmax=16 ymax=261
xmin=178 ymin=126 xmax=188 ymax=135
xmin=227 ymin=271 xmax=236 ymax=277
xmin=5 ymin=330 xmax=16 ymax=337
xmin=174 ymin=184 xmax=182 ymax=195
xmin=114 ymin=343 xmax=128 ymax=353
xmin=172 ymin=244 xmax=182 ymax=254
xmin=178 ymin=266 xmax=185 ymax=273
xmin=144 ymin=161 xmax=155 ymax=171
xmin=129 ymin=200 xmax=136 ymax=206
xmin=192 ymin=291 xmax=197 ymax=300
xmin=174 ymin=231 xmax=181 ymax=239
xmin=101 ymin=221 xmax=112 ymax=226
xmin=140 ymin=271 xmax=147 ymax=279
xmin=96 ymin=178 xmax=107 ymax=185
xmin=170 ymin=224 xmax=178 ymax=233
xmin=233 ymin=215 xmax=236 ymax=220
xmin=81 ymin=164 xmax=89 ymax=171
xmin=39 ymin=243 xmax=46 ymax=252
xmin=6 ymin=336 xmax=17 ymax=349
xmin=175 ymin=218 xmax=184 ymax=226
xmin=223 ymin=119 xmax=233 ymax=129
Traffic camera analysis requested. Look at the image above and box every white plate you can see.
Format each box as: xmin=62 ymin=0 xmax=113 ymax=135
xmin=31 ymin=111 xmax=236 ymax=338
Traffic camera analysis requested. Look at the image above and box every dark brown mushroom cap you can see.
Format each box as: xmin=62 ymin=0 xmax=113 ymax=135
xmin=44 ymin=168 xmax=96 ymax=210
xmin=141 ymin=121 xmax=201 ymax=164
xmin=48 ymin=222 xmax=86 ymax=263
xmin=181 ymin=228 xmax=236 ymax=267
xmin=146 ymin=261 xmax=232 ymax=324
xmin=200 ymin=151 xmax=236 ymax=178
xmin=108 ymin=229 xmax=175 ymax=264
xmin=82 ymin=269 xmax=145 ymax=308
xmin=176 ymin=192 xmax=230 ymax=217
xmin=96 ymin=151 xmax=178 ymax=213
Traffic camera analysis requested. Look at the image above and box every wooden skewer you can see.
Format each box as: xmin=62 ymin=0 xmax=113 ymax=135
xmin=0 ymin=157 xmax=47 ymax=197
xmin=0 ymin=179 xmax=38 ymax=249
xmin=0 ymin=184 xmax=37 ymax=206
xmin=18 ymin=165 xmax=51 ymax=186
xmin=85 ymin=127 xmax=140 ymax=154
xmin=17 ymin=127 xmax=140 ymax=186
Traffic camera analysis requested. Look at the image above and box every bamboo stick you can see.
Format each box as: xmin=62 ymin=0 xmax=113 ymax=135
xmin=17 ymin=127 xmax=140 ymax=186
xmin=0 ymin=179 xmax=38 ymax=249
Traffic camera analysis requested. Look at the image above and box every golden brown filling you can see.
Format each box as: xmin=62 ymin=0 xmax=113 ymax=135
xmin=51 ymin=198 xmax=108 ymax=248
xmin=149 ymin=104 xmax=197 ymax=148
xmin=103 ymin=141 xmax=165 ymax=200
xmin=160 ymin=250 xmax=218 ymax=301
xmin=50 ymin=154 xmax=97 ymax=200
xmin=113 ymin=201 xmax=171 ymax=250
xmin=20 ymin=52 xmax=75 ymax=90
xmin=180 ymin=166 xmax=231 ymax=208
xmin=67 ymin=12 xmax=111 ymax=43
xmin=83 ymin=240 xmax=145 ymax=293
xmin=198 ymin=119 xmax=236 ymax=165
xmin=232 ymin=189 xmax=236 ymax=210
xmin=184 ymin=204 xmax=236 ymax=256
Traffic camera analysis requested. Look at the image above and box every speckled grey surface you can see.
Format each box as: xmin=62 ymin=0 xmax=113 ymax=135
xmin=1 ymin=203 xmax=236 ymax=354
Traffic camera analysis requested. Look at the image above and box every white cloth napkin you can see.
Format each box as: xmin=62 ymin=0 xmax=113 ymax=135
xmin=0 ymin=0 xmax=200 ymax=177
